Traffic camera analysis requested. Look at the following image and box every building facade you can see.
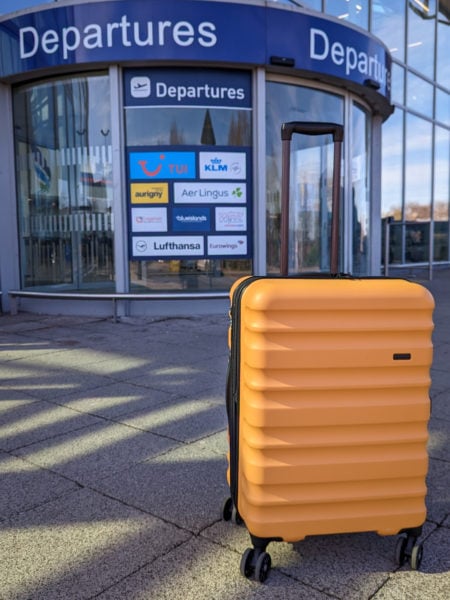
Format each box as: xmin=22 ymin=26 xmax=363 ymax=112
xmin=0 ymin=0 xmax=448 ymax=316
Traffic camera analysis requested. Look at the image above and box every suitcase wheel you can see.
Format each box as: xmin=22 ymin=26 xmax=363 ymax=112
xmin=410 ymin=543 xmax=424 ymax=570
xmin=395 ymin=535 xmax=423 ymax=570
xmin=221 ymin=497 xmax=243 ymax=525
xmin=240 ymin=548 xmax=272 ymax=583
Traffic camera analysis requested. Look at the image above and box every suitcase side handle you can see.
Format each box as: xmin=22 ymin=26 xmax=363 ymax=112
xmin=281 ymin=121 xmax=344 ymax=142
xmin=280 ymin=121 xmax=343 ymax=276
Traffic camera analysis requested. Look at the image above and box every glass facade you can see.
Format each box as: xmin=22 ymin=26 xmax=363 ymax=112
xmin=4 ymin=0 xmax=449 ymax=307
xmin=290 ymin=0 xmax=450 ymax=269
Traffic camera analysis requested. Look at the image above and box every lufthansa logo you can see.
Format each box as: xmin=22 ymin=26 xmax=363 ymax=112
xmin=136 ymin=240 xmax=148 ymax=252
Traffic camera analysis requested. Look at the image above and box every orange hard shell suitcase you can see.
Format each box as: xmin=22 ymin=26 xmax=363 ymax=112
xmin=223 ymin=122 xmax=435 ymax=582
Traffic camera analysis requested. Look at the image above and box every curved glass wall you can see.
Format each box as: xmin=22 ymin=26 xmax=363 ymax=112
xmin=269 ymin=1 xmax=450 ymax=269
xmin=13 ymin=73 xmax=114 ymax=291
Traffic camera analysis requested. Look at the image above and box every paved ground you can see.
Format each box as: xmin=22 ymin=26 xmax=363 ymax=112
xmin=0 ymin=272 xmax=449 ymax=599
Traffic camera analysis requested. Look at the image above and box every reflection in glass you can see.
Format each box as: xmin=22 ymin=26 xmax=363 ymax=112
xmin=433 ymin=126 xmax=450 ymax=260
xmin=125 ymin=105 xmax=252 ymax=292
xmin=381 ymin=108 xmax=403 ymax=219
xmin=271 ymin=0 xmax=322 ymax=9
xmin=407 ymin=0 xmax=436 ymax=78
xmin=371 ymin=1 xmax=405 ymax=60
xmin=437 ymin=3 xmax=450 ymax=88
xmin=352 ymin=103 xmax=370 ymax=275
xmin=391 ymin=63 xmax=405 ymax=106
xmin=325 ymin=0 xmax=368 ymax=29
xmin=404 ymin=114 xmax=432 ymax=221
xmin=436 ymin=88 xmax=450 ymax=126
xmin=126 ymin=108 xmax=251 ymax=147
xmin=265 ymin=81 xmax=344 ymax=273
xmin=13 ymin=74 xmax=114 ymax=291
xmin=406 ymin=72 xmax=433 ymax=117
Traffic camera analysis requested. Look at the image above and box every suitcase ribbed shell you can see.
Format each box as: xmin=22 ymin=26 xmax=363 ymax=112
xmin=231 ymin=278 xmax=434 ymax=542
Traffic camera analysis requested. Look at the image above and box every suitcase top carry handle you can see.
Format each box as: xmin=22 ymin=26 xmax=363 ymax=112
xmin=280 ymin=121 xmax=343 ymax=276
xmin=281 ymin=121 xmax=344 ymax=143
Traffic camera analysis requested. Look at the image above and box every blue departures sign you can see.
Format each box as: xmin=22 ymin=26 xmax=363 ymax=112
xmin=0 ymin=0 xmax=391 ymax=101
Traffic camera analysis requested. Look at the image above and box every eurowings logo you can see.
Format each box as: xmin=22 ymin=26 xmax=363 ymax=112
xmin=129 ymin=152 xmax=196 ymax=180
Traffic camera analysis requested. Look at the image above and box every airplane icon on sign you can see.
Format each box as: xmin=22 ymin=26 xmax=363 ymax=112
xmin=131 ymin=77 xmax=151 ymax=98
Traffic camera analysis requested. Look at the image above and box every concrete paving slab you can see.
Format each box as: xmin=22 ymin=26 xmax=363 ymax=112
xmin=426 ymin=458 xmax=450 ymax=525
xmin=14 ymin=420 xmax=180 ymax=486
xmin=4 ymin=369 xmax=118 ymax=401
xmin=0 ymin=452 xmax=78 ymax=520
xmin=121 ymin=361 xmax=227 ymax=396
xmin=56 ymin=381 xmax=175 ymax=419
xmin=371 ymin=525 xmax=450 ymax=599
xmin=95 ymin=535 xmax=331 ymax=600
xmin=430 ymin=389 xmax=450 ymax=422
xmin=0 ymin=487 xmax=191 ymax=600
xmin=428 ymin=418 xmax=450 ymax=462
xmin=429 ymin=341 xmax=450 ymax=372
xmin=94 ymin=432 xmax=229 ymax=534
xmin=371 ymin=573 xmax=450 ymax=600
xmin=0 ymin=398 xmax=101 ymax=451
xmin=119 ymin=398 xmax=227 ymax=443
xmin=0 ymin=333 xmax=64 ymax=361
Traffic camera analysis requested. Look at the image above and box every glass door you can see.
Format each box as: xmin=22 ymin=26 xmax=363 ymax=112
xmin=13 ymin=73 xmax=114 ymax=291
xmin=266 ymin=80 xmax=344 ymax=273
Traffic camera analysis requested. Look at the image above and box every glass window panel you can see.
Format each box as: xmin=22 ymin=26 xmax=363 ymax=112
xmin=381 ymin=108 xmax=403 ymax=219
xmin=404 ymin=114 xmax=432 ymax=222
xmin=406 ymin=71 xmax=434 ymax=117
xmin=437 ymin=8 xmax=450 ymax=88
xmin=391 ymin=62 xmax=405 ymax=105
xmin=351 ymin=103 xmax=371 ymax=275
xmin=433 ymin=126 xmax=450 ymax=260
xmin=266 ymin=81 xmax=344 ymax=273
xmin=125 ymin=107 xmax=251 ymax=147
xmin=371 ymin=1 xmax=406 ymax=62
xmin=325 ymin=0 xmax=368 ymax=29
xmin=407 ymin=0 xmax=437 ymax=79
xmin=434 ymin=126 xmax=450 ymax=221
xmin=436 ymin=88 xmax=450 ymax=125
xmin=13 ymin=74 xmax=114 ymax=291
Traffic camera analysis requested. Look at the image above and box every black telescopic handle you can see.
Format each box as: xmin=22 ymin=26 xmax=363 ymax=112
xmin=280 ymin=121 xmax=344 ymax=276
xmin=281 ymin=121 xmax=344 ymax=142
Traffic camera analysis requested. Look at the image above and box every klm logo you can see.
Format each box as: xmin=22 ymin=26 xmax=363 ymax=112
xmin=204 ymin=158 xmax=228 ymax=173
